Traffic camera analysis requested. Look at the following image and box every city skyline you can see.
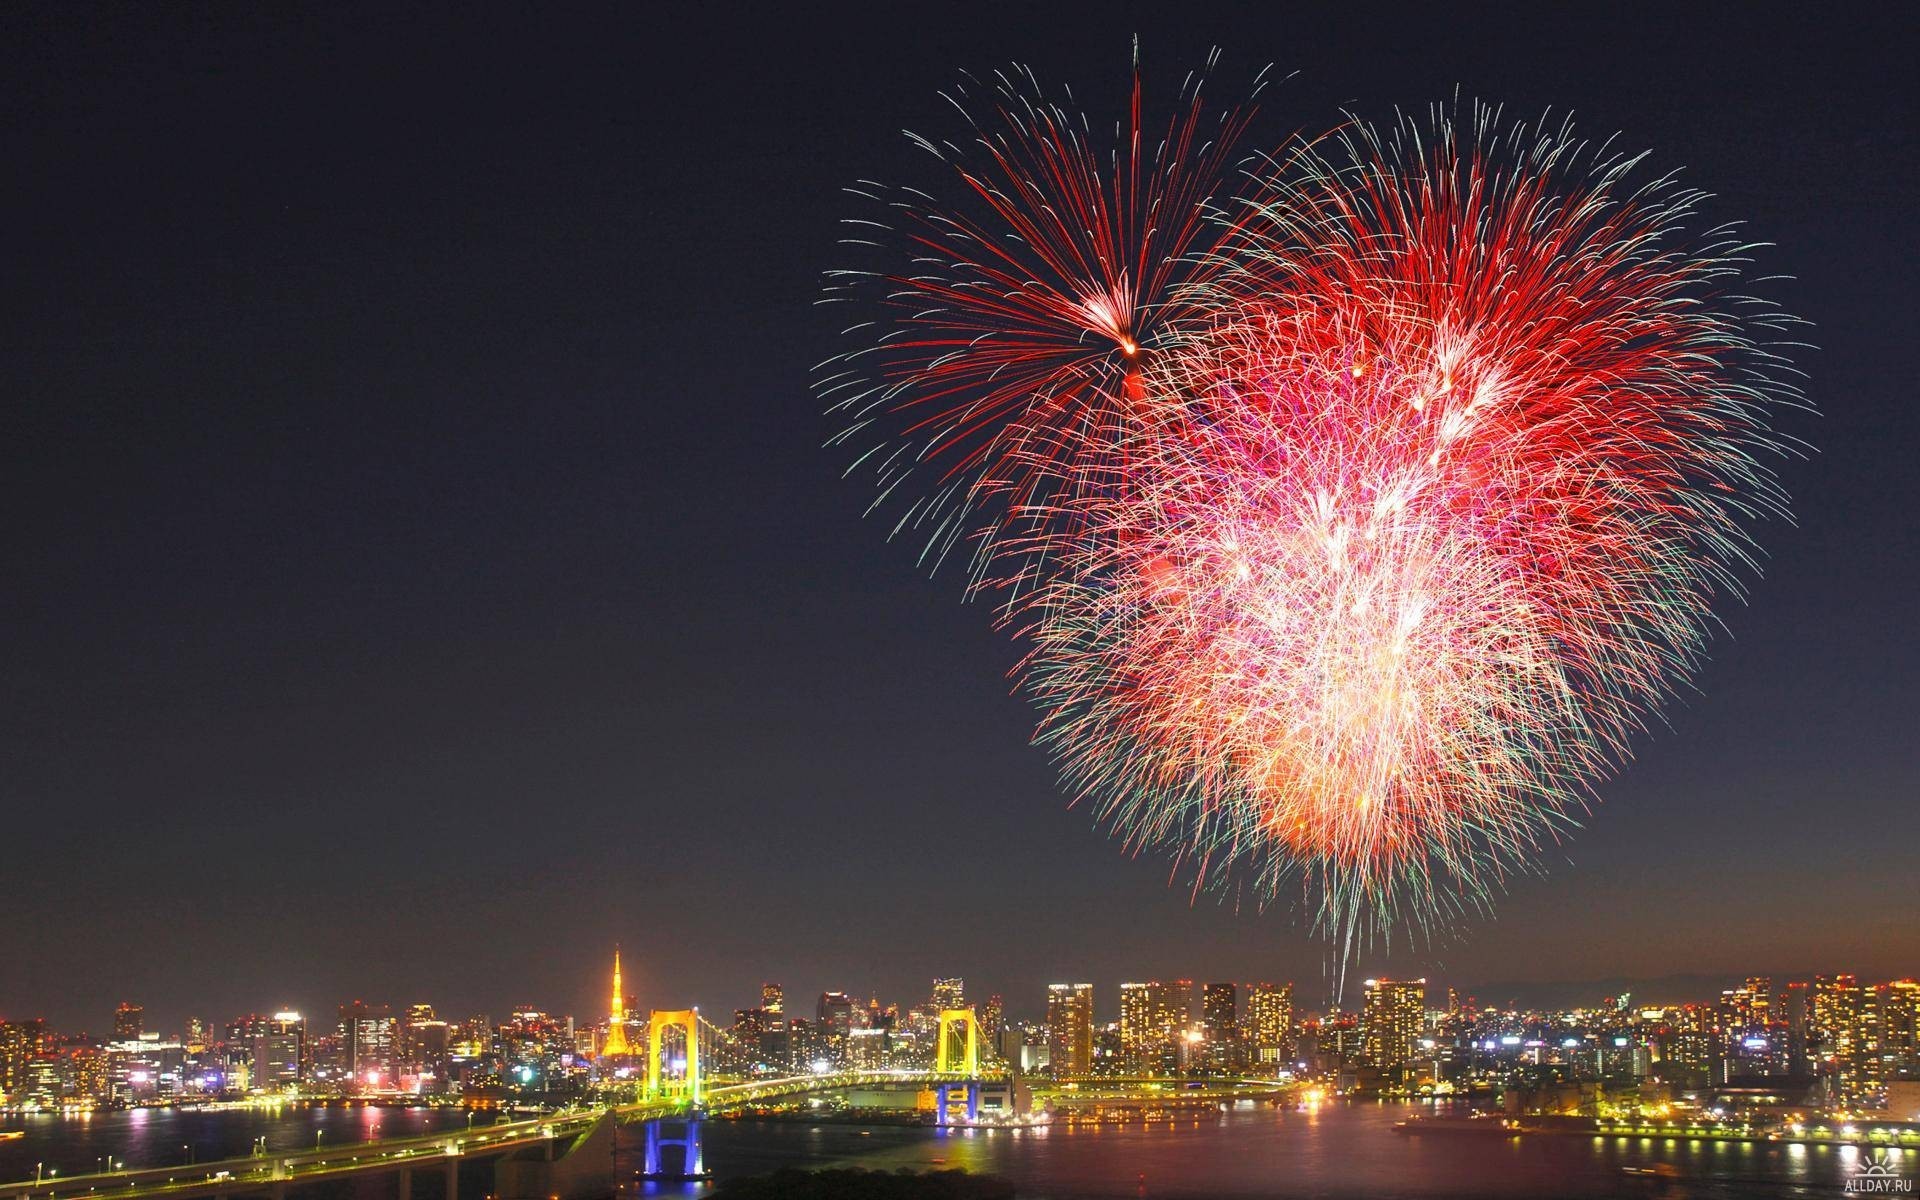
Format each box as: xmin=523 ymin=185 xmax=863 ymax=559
xmin=8 ymin=949 xmax=1915 ymax=1115
xmin=10 ymin=954 xmax=1920 ymax=1047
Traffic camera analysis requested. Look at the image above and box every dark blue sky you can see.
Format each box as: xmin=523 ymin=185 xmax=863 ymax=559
xmin=2 ymin=2 xmax=1913 ymax=1034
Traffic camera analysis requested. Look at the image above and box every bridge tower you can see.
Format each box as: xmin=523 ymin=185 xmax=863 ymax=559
xmin=645 ymin=1009 xmax=700 ymax=1104
xmin=933 ymin=1007 xmax=981 ymax=1125
xmin=934 ymin=1008 xmax=980 ymax=1074
xmin=639 ymin=1009 xmax=708 ymax=1181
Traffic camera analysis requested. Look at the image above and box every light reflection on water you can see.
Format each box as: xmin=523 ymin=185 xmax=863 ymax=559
xmin=2 ymin=1101 xmax=1872 ymax=1199
xmin=0 ymin=1106 xmax=461 ymax=1177
xmin=627 ymin=1102 xmax=1852 ymax=1199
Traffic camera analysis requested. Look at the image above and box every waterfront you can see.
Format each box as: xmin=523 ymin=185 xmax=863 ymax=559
xmin=5 ymin=1103 xmax=1903 ymax=1199
xmin=0 ymin=1106 xmax=462 ymax=1178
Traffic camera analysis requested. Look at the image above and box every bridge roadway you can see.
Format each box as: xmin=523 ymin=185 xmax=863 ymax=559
xmin=0 ymin=1071 xmax=1004 ymax=1200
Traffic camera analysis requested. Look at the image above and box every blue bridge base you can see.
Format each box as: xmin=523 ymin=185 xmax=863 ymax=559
xmin=934 ymin=1082 xmax=979 ymax=1126
xmin=640 ymin=1116 xmax=708 ymax=1180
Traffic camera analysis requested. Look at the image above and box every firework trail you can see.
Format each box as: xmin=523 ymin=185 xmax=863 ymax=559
xmin=822 ymin=63 xmax=1804 ymax=966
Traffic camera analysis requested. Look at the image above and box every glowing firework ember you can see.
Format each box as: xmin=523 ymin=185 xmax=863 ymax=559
xmin=823 ymin=65 xmax=1804 ymax=951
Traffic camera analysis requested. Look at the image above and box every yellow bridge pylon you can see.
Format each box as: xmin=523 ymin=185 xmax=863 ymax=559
xmin=645 ymin=1009 xmax=700 ymax=1103
xmin=934 ymin=1008 xmax=980 ymax=1075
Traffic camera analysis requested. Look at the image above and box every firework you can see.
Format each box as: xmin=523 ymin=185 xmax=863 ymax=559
xmin=816 ymin=49 xmax=1267 ymax=592
xmin=825 ymin=71 xmax=1803 ymax=951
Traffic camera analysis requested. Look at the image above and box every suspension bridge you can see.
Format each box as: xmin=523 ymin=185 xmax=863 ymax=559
xmin=613 ymin=1004 xmax=1007 ymax=1177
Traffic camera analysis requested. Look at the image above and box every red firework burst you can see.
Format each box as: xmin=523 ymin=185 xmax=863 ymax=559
xmin=825 ymin=70 xmax=1804 ymax=949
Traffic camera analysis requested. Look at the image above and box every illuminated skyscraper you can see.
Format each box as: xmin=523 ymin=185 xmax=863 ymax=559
xmin=1650 ymin=1004 xmax=1716 ymax=1085
xmin=761 ymin=983 xmax=784 ymax=1015
xmin=254 ymin=1012 xmax=305 ymax=1089
xmin=1245 ymin=983 xmax=1294 ymax=1068
xmin=1119 ymin=981 xmax=1190 ymax=1074
xmin=1783 ymin=981 xmax=1812 ymax=1074
xmin=1719 ymin=977 xmax=1785 ymax=1076
xmin=1046 ymin=984 xmax=1094 ymax=1078
xmin=113 ymin=1003 xmax=144 ymax=1042
xmin=1362 ymin=978 xmax=1425 ymax=1071
xmin=0 ymin=1019 xmax=49 ymax=1097
xmin=817 ymin=992 xmax=854 ymax=1065
xmin=980 ymin=994 xmax=1004 ymax=1047
xmin=1812 ymin=975 xmax=1870 ymax=1099
xmin=847 ymin=1026 xmax=889 ymax=1069
xmin=1720 ymin=978 xmax=1772 ymax=1033
xmin=338 ymin=1001 xmax=396 ymax=1092
xmin=931 ymin=978 xmax=965 ymax=1011
xmin=817 ymin=992 xmax=854 ymax=1033
xmin=1882 ymin=980 xmax=1920 ymax=1074
xmin=1201 ymin=983 xmax=1240 ymax=1070
xmin=405 ymin=1007 xmax=449 ymax=1090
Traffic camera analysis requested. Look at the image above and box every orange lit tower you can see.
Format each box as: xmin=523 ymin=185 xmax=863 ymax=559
xmin=601 ymin=947 xmax=632 ymax=1058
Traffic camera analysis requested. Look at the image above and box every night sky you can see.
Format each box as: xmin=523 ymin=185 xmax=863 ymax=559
xmin=3 ymin=3 xmax=1914 ymax=1035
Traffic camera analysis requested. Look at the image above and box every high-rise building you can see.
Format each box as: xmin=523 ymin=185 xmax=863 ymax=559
xmin=1200 ymin=983 xmax=1237 ymax=1037
xmin=1649 ymin=1005 xmax=1716 ymax=1086
xmin=1245 ymin=983 xmax=1294 ymax=1068
xmin=1783 ymin=981 xmax=1812 ymax=1074
xmin=931 ymin=978 xmax=965 ymax=1012
xmin=398 ymin=1004 xmax=431 ymax=1069
xmin=1881 ymin=980 xmax=1920 ymax=1074
xmin=1812 ymin=975 xmax=1870 ymax=1099
xmin=226 ymin=1014 xmax=269 ymax=1060
xmin=404 ymin=1006 xmax=448 ymax=1090
xmin=254 ymin=1012 xmax=305 ymax=1090
xmin=848 ymin=1026 xmax=889 ymax=1069
xmin=0 ymin=1019 xmax=50 ymax=1097
xmin=761 ymin=983 xmax=784 ymax=1015
xmin=817 ymin=992 xmax=854 ymax=1034
xmin=1046 ymin=984 xmax=1094 ymax=1078
xmin=68 ymin=1046 xmax=109 ymax=1102
xmin=1718 ymin=977 xmax=1785 ymax=1076
xmin=732 ymin=1008 xmax=767 ymax=1039
xmin=113 ymin=1003 xmax=144 ymax=1042
xmin=729 ymin=1006 xmax=788 ymax=1072
xmin=817 ymin=991 xmax=854 ymax=1064
xmin=1201 ymin=983 xmax=1240 ymax=1070
xmin=106 ymin=1032 xmax=185 ymax=1101
xmin=1720 ymin=978 xmax=1771 ymax=1033
xmin=1362 ymin=978 xmax=1425 ymax=1071
xmin=338 ymin=1001 xmax=397 ymax=1092
xmin=1119 ymin=981 xmax=1190 ymax=1074
xmin=980 ymin=994 xmax=1004 ymax=1048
